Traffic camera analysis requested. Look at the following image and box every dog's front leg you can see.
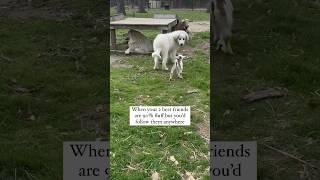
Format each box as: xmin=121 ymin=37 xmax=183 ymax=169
xmin=170 ymin=51 xmax=177 ymax=63
xmin=162 ymin=54 xmax=169 ymax=70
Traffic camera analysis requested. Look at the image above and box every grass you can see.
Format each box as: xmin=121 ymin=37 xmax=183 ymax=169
xmin=0 ymin=1 xmax=210 ymax=179
xmin=110 ymin=12 xmax=210 ymax=179
xmin=111 ymin=7 xmax=210 ymax=179
xmin=2 ymin=0 xmax=319 ymax=178
xmin=0 ymin=0 xmax=108 ymax=179
xmin=212 ymin=0 xmax=320 ymax=179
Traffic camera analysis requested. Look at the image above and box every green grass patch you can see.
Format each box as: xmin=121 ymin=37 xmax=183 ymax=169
xmin=0 ymin=9 xmax=107 ymax=179
xmin=111 ymin=32 xmax=210 ymax=179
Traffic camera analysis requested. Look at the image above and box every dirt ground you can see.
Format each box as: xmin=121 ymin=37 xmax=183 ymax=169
xmin=110 ymin=55 xmax=133 ymax=68
xmin=188 ymin=21 xmax=210 ymax=32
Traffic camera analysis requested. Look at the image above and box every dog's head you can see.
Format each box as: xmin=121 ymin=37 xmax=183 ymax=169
xmin=175 ymin=31 xmax=189 ymax=47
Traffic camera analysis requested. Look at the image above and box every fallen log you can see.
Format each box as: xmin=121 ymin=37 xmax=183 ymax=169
xmin=243 ymin=87 xmax=288 ymax=102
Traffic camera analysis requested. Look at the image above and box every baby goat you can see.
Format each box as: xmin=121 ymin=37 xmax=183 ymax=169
xmin=169 ymin=54 xmax=186 ymax=81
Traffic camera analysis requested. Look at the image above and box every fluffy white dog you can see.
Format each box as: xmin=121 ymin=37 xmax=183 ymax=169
xmin=152 ymin=30 xmax=189 ymax=70
xmin=213 ymin=0 xmax=234 ymax=54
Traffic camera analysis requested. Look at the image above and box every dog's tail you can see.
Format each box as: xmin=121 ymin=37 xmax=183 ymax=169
xmin=152 ymin=49 xmax=161 ymax=59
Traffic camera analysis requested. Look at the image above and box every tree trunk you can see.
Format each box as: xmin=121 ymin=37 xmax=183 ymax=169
xmin=138 ymin=0 xmax=146 ymax=13
xmin=117 ymin=0 xmax=126 ymax=15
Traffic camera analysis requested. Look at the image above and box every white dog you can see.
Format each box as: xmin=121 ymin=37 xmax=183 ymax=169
xmin=170 ymin=54 xmax=186 ymax=80
xmin=213 ymin=0 xmax=234 ymax=54
xmin=152 ymin=30 xmax=189 ymax=70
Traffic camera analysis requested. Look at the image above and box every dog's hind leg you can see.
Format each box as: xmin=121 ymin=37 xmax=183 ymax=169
xmin=153 ymin=56 xmax=160 ymax=70
xmin=152 ymin=49 xmax=161 ymax=69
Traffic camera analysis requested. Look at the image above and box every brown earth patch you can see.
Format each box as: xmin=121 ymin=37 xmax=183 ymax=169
xmin=110 ymin=55 xmax=133 ymax=69
xmin=188 ymin=21 xmax=210 ymax=32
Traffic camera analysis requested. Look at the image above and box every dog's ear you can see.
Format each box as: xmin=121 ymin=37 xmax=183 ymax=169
xmin=185 ymin=33 xmax=190 ymax=42
xmin=175 ymin=34 xmax=180 ymax=43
